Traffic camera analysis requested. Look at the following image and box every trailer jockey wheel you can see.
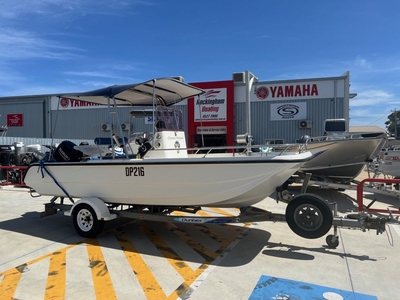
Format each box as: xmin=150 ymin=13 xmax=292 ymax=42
xmin=326 ymin=234 xmax=339 ymax=248
xmin=285 ymin=194 xmax=333 ymax=239
xmin=73 ymin=204 xmax=104 ymax=238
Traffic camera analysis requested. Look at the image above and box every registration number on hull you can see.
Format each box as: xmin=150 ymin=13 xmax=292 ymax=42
xmin=125 ymin=167 xmax=145 ymax=176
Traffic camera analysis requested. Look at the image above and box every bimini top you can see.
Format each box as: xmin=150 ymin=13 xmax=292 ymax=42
xmin=59 ymin=77 xmax=205 ymax=106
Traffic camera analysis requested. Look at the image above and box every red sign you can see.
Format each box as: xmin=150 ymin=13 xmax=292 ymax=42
xmin=7 ymin=114 xmax=23 ymax=127
xmin=188 ymin=80 xmax=234 ymax=149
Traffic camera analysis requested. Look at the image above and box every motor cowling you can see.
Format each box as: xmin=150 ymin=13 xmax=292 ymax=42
xmin=298 ymin=135 xmax=311 ymax=143
xmin=53 ymin=141 xmax=83 ymax=162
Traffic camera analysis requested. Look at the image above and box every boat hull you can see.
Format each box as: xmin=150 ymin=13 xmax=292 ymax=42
xmin=24 ymin=155 xmax=310 ymax=207
xmin=299 ymin=137 xmax=385 ymax=183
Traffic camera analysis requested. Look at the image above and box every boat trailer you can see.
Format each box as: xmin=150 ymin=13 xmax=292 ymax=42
xmin=36 ymin=185 xmax=399 ymax=249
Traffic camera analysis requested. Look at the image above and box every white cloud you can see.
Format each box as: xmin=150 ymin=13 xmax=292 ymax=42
xmin=349 ymin=88 xmax=398 ymax=127
xmin=0 ymin=28 xmax=85 ymax=60
xmin=350 ymin=89 xmax=395 ymax=107
xmin=63 ymin=71 xmax=134 ymax=82
xmin=354 ymin=56 xmax=372 ymax=69
xmin=0 ymin=0 xmax=152 ymax=19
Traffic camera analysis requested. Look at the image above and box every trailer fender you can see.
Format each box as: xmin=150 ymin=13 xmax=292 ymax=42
xmin=64 ymin=197 xmax=117 ymax=221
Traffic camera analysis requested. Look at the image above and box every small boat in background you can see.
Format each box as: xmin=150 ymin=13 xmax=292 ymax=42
xmin=296 ymin=119 xmax=386 ymax=183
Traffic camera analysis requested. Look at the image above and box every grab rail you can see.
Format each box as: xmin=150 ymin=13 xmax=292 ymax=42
xmin=152 ymin=143 xmax=308 ymax=158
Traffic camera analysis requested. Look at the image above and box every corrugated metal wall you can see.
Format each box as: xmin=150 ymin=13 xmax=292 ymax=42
xmin=49 ymin=104 xmax=188 ymax=140
xmin=234 ymin=98 xmax=344 ymax=144
xmin=1 ymin=96 xmax=344 ymax=145
xmin=0 ymin=97 xmax=46 ymax=138
xmin=0 ymin=98 xmax=344 ymax=144
xmin=0 ymin=137 xmax=91 ymax=153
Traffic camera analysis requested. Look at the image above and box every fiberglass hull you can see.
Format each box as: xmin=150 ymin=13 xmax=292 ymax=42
xmin=24 ymin=154 xmax=310 ymax=208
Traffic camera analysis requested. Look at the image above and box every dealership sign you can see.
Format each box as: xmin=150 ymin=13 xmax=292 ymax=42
xmin=51 ymin=96 xmax=104 ymax=110
xmin=194 ymin=88 xmax=227 ymax=122
xmin=196 ymin=126 xmax=227 ymax=135
xmin=7 ymin=114 xmax=23 ymax=127
xmin=256 ymin=84 xmax=318 ymax=100
xmin=270 ymin=102 xmax=307 ymax=121
xmin=235 ymin=79 xmax=345 ymax=102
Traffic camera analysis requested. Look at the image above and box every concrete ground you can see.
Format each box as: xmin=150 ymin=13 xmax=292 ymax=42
xmin=0 ymin=174 xmax=399 ymax=300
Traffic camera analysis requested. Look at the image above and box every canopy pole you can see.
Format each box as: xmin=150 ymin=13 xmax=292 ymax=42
xmin=111 ymin=96 xmax=130 ymax=156
xmin=152 ymin=79 xmax=156 ymax=140
xmin=245 ymin=70 xmax=258 ymax=154
xmin=106 ymin=96 xmax=116 ymax=158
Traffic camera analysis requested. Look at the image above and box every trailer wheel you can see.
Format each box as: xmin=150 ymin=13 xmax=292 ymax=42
xmin=73 ymin=204 xmax=104 ymax=238
xmin=285 ymin=194 xmax=333 ymax=239
xmin=326 ymin=234 xmax=339 ymax=248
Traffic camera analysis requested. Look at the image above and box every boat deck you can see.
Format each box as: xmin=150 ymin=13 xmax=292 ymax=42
xmin=0 ymin=171 xmax=399 ymax=299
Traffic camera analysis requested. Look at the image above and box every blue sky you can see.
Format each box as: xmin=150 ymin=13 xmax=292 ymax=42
xmin=0 ymin=0 xmax=399 ymax=129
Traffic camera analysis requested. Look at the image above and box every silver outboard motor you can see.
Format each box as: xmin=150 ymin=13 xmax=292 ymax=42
xmin=12 ymin=142 xmax=26 ymax=165
xmin=298 ymin=135 xmax=311 ymax=144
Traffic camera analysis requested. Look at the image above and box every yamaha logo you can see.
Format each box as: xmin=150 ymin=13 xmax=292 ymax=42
xmin=60 ymin=98 xmax=69 ymax=108
xmin=255 ymin=86 xmax=269 ymax=100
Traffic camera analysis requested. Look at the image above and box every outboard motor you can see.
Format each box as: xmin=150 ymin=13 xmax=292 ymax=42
xmin=53 ymin=141 xmax=83 ymax=162
xmin=136 ymin=137 xmax=152 ymax=158
xmin=298 ymin=135 xmax=311 ymax=144
xmin=0 ymin=145 xmax=14 ymax=180
xmin=12 ymin=142 xmax=26 ymax=165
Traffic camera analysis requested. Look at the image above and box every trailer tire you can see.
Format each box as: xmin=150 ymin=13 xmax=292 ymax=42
xmin=73 ymin=204 xmax=104 ymax=238
xmin=285 ymin=194 xmax=332 ymax=239
xmin=326 ymin=234 xmax=339 ymax=248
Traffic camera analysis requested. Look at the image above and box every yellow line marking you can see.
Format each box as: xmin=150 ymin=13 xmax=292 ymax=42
xmin=210 ymin=207 xmax=238 ymax=216
xmin=0 ymin=264 xmax=25 ymax=298
xmin=172 ymin=211 xmax=185 ymax=216
xmin=196 ymin=210 xmax=212 ymax=216
xmin=45 ymin=249 xmax=67 ymax=299
xmin=115 ymin=229 xmax=167 ymax=300
xmin=0 ymin=244 xmax=76 ymax=299
xmin=0 ymin=211 xmax=251 ymax=300
xmin=167 ymin=222 xmax=250 ymax=299
xmin=163 ymin=222 xmax=219 ymax=261
xmin=139 ymin=223 xmax=196 ymax=278
xmin=86 ymin=238 xmax=117 ymax=300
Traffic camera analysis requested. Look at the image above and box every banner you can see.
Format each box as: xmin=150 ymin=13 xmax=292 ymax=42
xmin=194 ymin=88 xmax=227 ymax=122
xmin=270 ymin=102 xmax=307 ymax=121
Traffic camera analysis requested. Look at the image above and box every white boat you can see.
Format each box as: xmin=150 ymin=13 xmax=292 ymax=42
xmin=24 ymin=77 xmax=312 ymax=208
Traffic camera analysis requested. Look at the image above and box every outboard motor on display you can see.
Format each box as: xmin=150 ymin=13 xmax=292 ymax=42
xmin=0 ymin=145 xmax=14 ymax=180
xmin=53 ymin=141 xmax=83 ymax=162
xmin=298 ymin=135 xmax=311 ymax=144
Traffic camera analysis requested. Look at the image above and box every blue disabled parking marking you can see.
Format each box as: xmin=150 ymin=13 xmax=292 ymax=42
xmin=249 ymin=275 xmax=377 ymax=300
